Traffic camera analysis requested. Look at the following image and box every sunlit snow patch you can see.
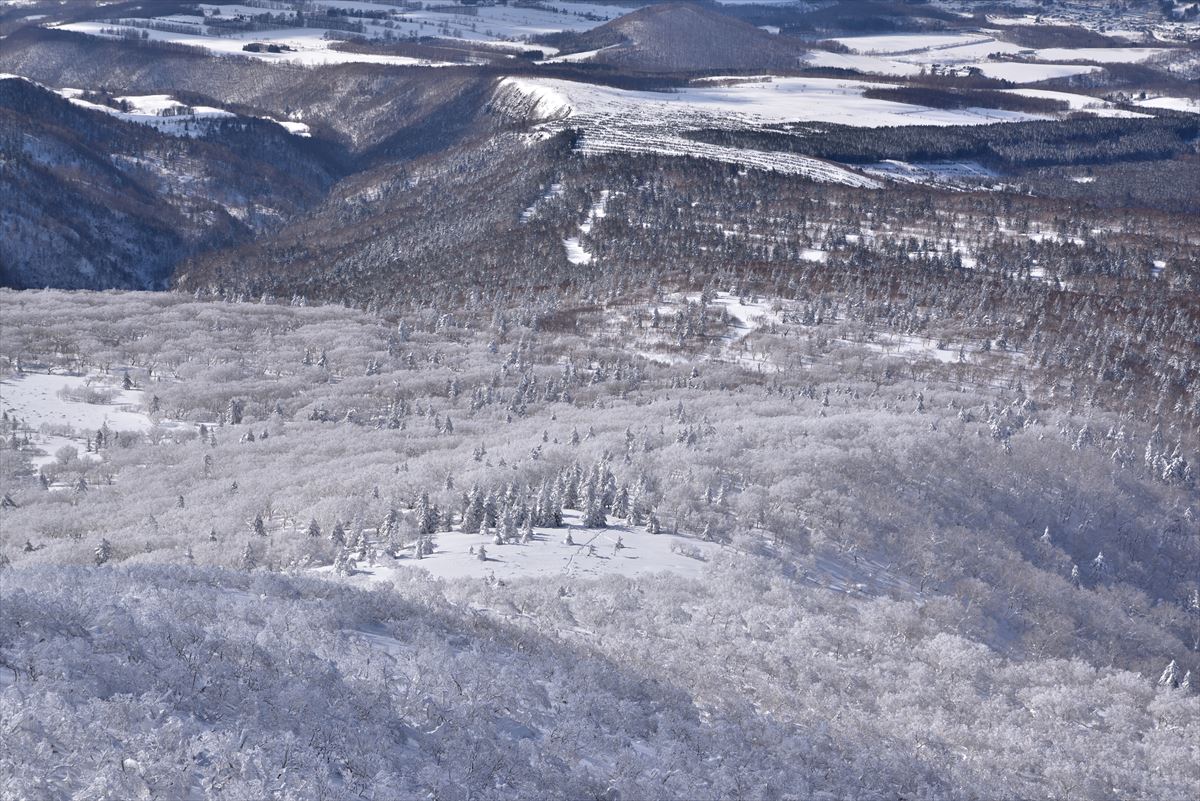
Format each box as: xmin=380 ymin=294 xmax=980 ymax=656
xmin=563 ymin=237 xmax=593 ymax=265
xmin=0 ymin=373 xmax=153 ymax=468
xmin=323 ymin=510 xmax=725 ymax=584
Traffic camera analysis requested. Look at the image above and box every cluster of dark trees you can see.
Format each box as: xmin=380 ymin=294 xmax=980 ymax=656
xmin=688 ymin=113 xmax=1200 ymax=171
xmin=861 ymin=85 xmax=1070 ymax=114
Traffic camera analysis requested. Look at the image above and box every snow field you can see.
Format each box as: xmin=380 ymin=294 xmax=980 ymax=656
xmin=508 ymin=75 xmax=1054 ymax=129
xmin=561 ymin=189 xmax=613 ymax=264
xmin=862 ymin=160 xmax=998 ymax=188
xmin=349 ymin=509 xmax=722 ymax=583
xmin=55 ymin=22 xmax=450 ymax=67
xmin=823 ymin=31 xmax=1172 ymax=84
xmin=54 ymin=1 xmax=636 ymax=62
xmin=1135 ymin=96 xmax=1200 ymax=113
xmin=499 ymin=73 xmax=1093 ymax=186
xmin=1 ymin=76 xmax=315 ymax=138
xmin=0 ymin=372 xmax=153 ymax=468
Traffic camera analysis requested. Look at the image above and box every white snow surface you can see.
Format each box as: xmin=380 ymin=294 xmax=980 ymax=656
xmin=0 ymin=373 xmax=153 ymax=468
xmin=971 ymin=61 xmax=1101 ymax=83
xmin=563 ymin=237 xmax=593 ymax=265
xmin=829 ymin=32 xmax=1004 ymax=56
xmin=333 ymin=511 xmax=726 ymax=583
xmin=822 ymin=32 xmax=1170 ymax=82
xmin=1004 ymin=88 xmax=1150 ymax=118
xmin=509 ymin=75 xmax=1051 ymax=129
xmin=498 ymin=73 xmax=1080 ymax=185
xmin=1135 ymin=96 xmax=1200 ymax=113
xmin=829 ymin=33 xmax=1171 ymax=67
xmin=56 ymin=2 xmax=636 ymax=59
xmin=58 ymin=90 xmax=235 ymax=137
xmin=1 ymin=373 xmax=151 ymax=434
xmin=862 ymin=160 xmax=998 ymax=187
xmin=55 ymin=22 xmax=450 ymax=67
xmin=9 ymin=79 xmax=314 ymax=138
xmin=1031 ymin=46 xmax=1169 ymax=64
xmin=802 ymin=50 xmax=921 ymax=77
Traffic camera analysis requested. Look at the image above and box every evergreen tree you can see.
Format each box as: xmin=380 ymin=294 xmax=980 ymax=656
xmin=380 ymin=508 xmax=400 ymax=550
xmin=1158 ymin=660 xmax=1181 ymax=688
xmin=500 ymin=504 xmax=518 ymax=543
xmin=582 ymin=480 xmax=607 ymax=528
xmin=563 ymin=466 xmax=580 ymax=509
xmin=416 ymin=493 xmax=438 ymax=537
xmin=483 ymin=491 xmax=499 ymax=531
xmin=612 ymin=484 xmax=630 ymax=520
xmin=461 ymin=485 xmax=484 ymax=533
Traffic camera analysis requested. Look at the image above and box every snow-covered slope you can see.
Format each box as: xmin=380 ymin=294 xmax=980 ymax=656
xmin=495 ymin=73 xmax=1069 ymax=185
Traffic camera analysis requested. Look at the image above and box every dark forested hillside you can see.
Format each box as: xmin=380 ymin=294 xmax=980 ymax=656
xmin=0 ymin=76 xmax=341 ymax=288
xmin=540 ymin=2 xmax=809 ymax=71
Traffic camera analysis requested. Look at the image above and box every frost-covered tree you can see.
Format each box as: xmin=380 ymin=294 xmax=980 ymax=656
xmin=1159 ymin=660 xmax=1181 ymax=688
xmin=582 ymin=480 xmax=607 ymax=529
xmin=461 ymin=485 xmax=485 ymax=533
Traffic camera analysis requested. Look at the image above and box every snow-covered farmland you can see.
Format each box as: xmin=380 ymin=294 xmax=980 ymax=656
xmin=829 ymin=32 xmax=1009 ymax=57
xmin=804 ymin=48 xmax=1104 ymax=85
xmin=1135 ymin=96 xmax=1200 ymax=113
xmin=501 ymin=73 xmax=1113 ymax=184
xmin=971 ymin=61 xmax=1101 ymax=83
xmin=57 ymin=90 xmax=236 ymax=136
xmin=2 ymin=76 xmax=313 ymax=137
xmin=55 ymin=22 xmax=449 ymax=67
xmin=510 ymin=75 xmax=1054 ymax=129
xmin=1031 ymin=46 xmax=1172 ymax=64
xmin=802 ymin=49 xmax=922 ymax=78
xmin=55 ymin=1 xmax=638 ymax=62
xmin=826 ymin=31 xmax=1172 ymax=84
xmin=60 ymin=89 xmax=312 ymax=137
xmin=1004 ymin=88 xmax=1150 ymax=118
xmin=829 ymin=32 xmax=1173 ymax=67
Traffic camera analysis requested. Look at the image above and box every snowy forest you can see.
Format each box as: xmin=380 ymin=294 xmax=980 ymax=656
xmin=2 ymin=0 xmax=1199 ymax=798
xmin=1 ymin=286 xmax=1196 ymax=799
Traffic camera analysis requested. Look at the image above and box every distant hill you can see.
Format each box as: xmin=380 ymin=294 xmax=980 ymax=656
xmin=0 ymin=76 xmax=339 ymax=289
xmin=546 ymin=3 xmax=807 ymax=73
